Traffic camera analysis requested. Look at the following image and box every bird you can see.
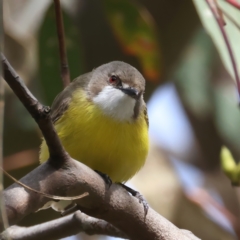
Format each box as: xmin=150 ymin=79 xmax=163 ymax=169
xmin=39 ymin=61 xmax=149 ymax=212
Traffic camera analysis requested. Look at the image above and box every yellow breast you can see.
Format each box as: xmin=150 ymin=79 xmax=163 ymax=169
xmin=40 ymin=89 xmax=149 ymax=182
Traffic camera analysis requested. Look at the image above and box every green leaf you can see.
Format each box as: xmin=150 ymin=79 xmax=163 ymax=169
xmin=38 ymin=4 xmax=84 ymax=105
xmin=103 ymin=0 xmax=161 ymax=82
xmin=192 ymin=0 xmax=240 ymax=83
xmin=174 ymin=29 xmax=216 ymax=118
xmin=213 ymin=83 xmax=240 ymax=148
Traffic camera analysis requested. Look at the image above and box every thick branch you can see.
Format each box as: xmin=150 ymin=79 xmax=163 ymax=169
xmin=1 ymin=53 xmax=68 ymax=164
xmin=2 ymin=159 xmax=200 ymax=240
xmin=54 ymin=0 xmax=71 ymax=87
xmin=0 ymin=211 xmax=127 ymax=240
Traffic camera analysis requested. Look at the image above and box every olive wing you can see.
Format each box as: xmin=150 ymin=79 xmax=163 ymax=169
xmin=50 ymin=72 xmax=92 ymax=123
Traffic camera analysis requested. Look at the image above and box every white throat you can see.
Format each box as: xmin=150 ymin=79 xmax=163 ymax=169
xmin=93 ymin=86 xmax=136 ymax=121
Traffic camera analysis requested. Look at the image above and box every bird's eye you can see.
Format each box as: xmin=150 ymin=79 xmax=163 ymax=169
xmin=109 ymin=75 xmax=119 ymax=84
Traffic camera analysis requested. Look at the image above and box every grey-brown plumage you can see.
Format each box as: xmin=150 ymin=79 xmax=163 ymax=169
xmin=50 ymin=73 xmax=91 ymax=123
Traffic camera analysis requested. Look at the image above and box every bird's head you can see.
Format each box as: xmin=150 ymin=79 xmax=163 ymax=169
xmin=88 ymin=61 xmax=146 ymax=122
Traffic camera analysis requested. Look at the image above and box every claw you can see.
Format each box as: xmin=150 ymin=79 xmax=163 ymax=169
xmin=119 ymin=183 xmax=149 ymax=217
xmin=95 ymin=170 xmax=112 ymax=189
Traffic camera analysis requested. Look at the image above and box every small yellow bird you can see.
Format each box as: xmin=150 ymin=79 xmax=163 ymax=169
xmin=40 ymin=61 xmax=149 ymax=211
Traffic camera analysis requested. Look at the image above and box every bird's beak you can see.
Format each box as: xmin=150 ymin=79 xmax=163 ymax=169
xmin=119 ymin=87 xmax=139 ymax=99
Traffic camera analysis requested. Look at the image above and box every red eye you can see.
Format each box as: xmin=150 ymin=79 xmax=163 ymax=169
xmin=109 ymin=75 xmax=118 ymax=84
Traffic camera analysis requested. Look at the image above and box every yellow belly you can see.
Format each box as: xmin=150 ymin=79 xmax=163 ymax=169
xmin=40 ymin=90 xmax=149 ymax=182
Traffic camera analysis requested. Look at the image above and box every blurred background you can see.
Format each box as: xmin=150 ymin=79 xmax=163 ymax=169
xmin=2 ymin=0 xmax=240 ymax=239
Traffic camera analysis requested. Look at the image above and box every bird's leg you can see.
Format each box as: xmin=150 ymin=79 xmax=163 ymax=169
xmin=119 ymin=183 xmax=149 ymax=216
xmin=94 ymin=170 xmax=112 ymax=189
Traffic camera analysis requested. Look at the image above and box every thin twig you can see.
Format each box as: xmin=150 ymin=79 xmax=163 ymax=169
xmin=53 ymin=0 xmax=71 ymax=87
xmin=225 ymin=0 xmax=240 ymax=10
xmin=0 ymin=211 xmax=128 ymax=240
xmin=213 ymin=0 xmax=226 ymax=26
xmin=1 ymin=53 xmax=68 ymax=165
xmin=219 ymin=6 xmax=240 ymax=31
xmin=206 ymin=0 xmax=240 ymax=101
xmin=1 ymin=166 xmax=89 ymax=201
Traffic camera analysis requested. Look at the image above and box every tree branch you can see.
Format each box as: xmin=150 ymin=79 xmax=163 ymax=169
xmin=219 ymin=6 xmax=240 ymax=31
xmin=0 ymin=211 xmax=127 ymax=240
xmin=2 ymin=159 xmax=201 ymax=240
xmin=1 ymin=53 xmax=68 ymax=165
xmin=206 ymin=0 xmax=240 ymax=100
xmin=53 ymin=0 xmax=71 ymax=87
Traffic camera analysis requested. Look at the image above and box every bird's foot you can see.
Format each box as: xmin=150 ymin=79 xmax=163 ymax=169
xmin=95 ymin=170 xmax=112 ymax=189
xmin=119 ymin=183 xmax=149 ymax=216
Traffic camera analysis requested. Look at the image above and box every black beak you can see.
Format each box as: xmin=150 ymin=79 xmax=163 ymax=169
xmin=119 ymin=87 xmax=139 ymax=99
